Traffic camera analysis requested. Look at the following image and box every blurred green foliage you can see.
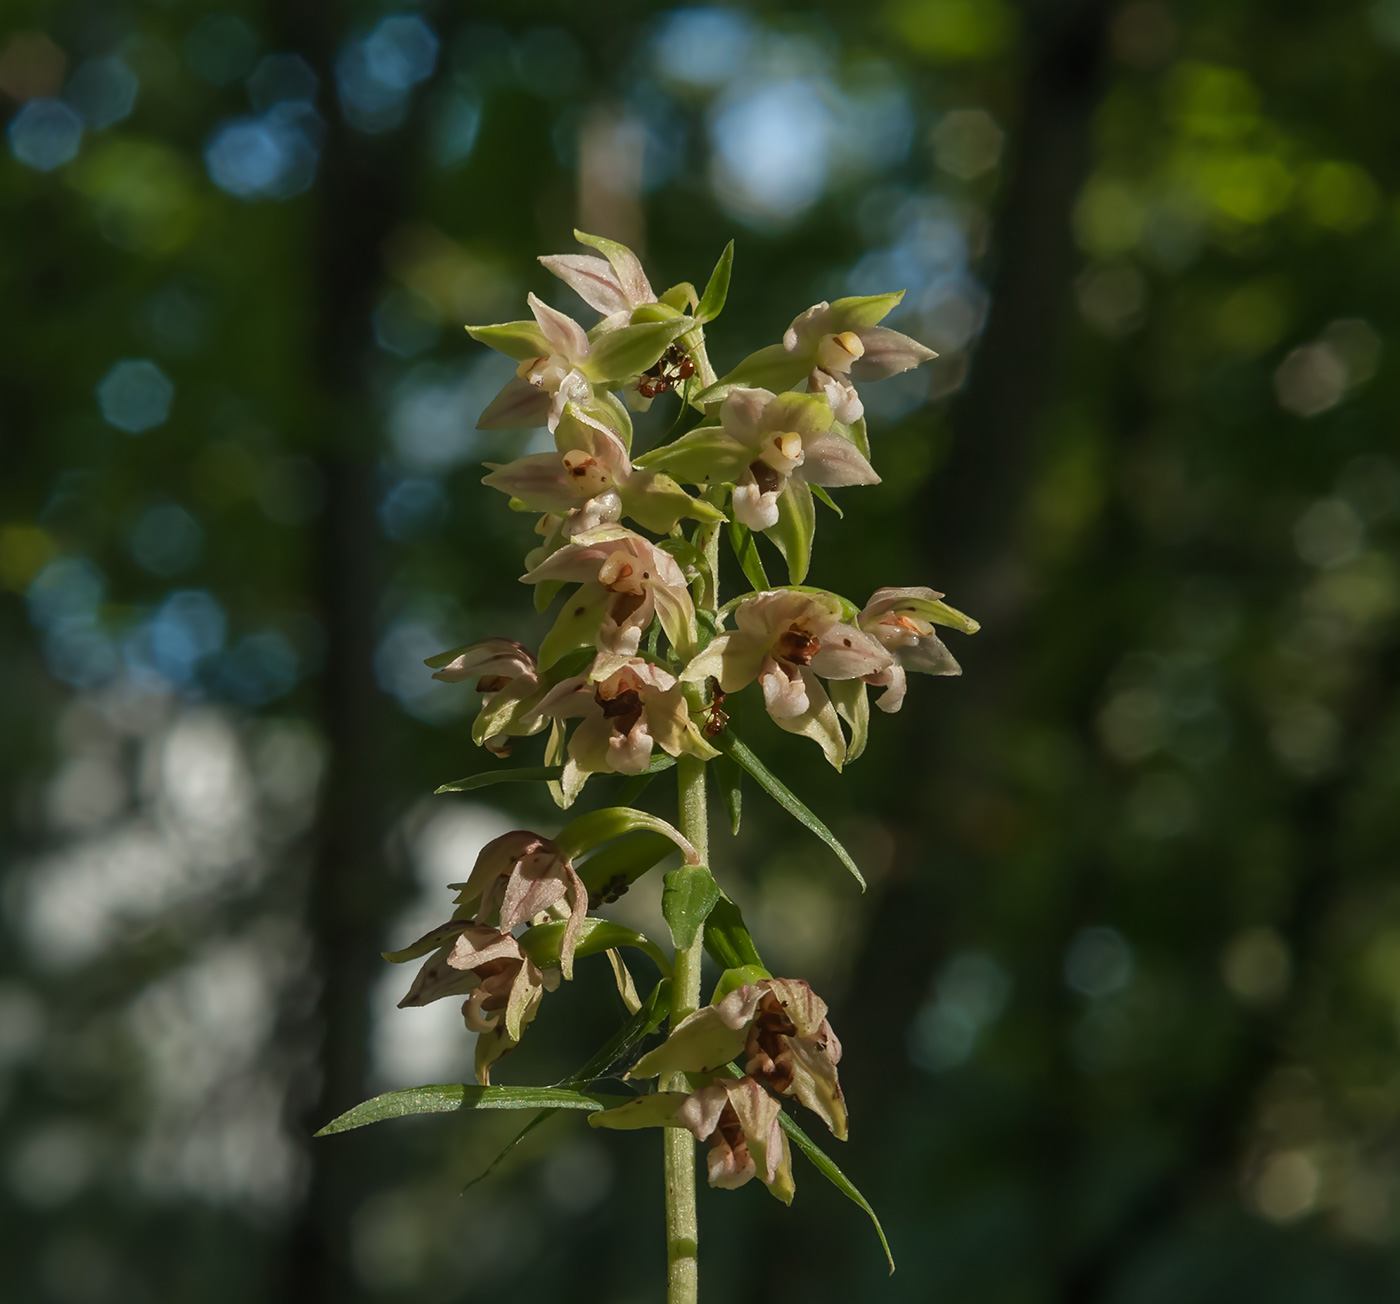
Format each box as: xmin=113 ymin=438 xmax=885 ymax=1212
xmin=2 ymin=1 xmax=1399 ymax=1302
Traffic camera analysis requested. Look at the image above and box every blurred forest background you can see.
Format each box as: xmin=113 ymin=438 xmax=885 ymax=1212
xmin=3 ymin=0 xmax=1400 ymax=1301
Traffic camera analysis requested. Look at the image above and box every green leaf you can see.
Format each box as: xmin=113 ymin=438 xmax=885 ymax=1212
xmin=702 ymin=894 xmax=769 ymax=973
xmin=768 ymin=479 xmax=816 ymax=585
xmin=711 ymin=963 xmax=769 ymax=1003
xmin=464 ymin=319 xmax=551 ymax=361
xmin=779 ymin=1110 xmax=895 ymax=1274
xmin=811 ymin=484 xmax=844 ymax=518
xmin=554 ymin=806 xmax=697 ymax=865
xmin=717 ymin=731 xmax=866 ymax=889
xmin=661 ymin=864 xmax=721 ymax=950
xmin=518 ymin=917 xmax=672 ymax=976
xmin=584 ymin=319 xmax=688 ymax=384
xmin=695 ymin=240 xmax=734 ymax=323
xmin=578 ymin=831 xmax=682 ymax=901
xmin=727 ymin=518 xmax=771 ymax=592
xmin=462 ymin=979 xmax=672 ymax=1192
xmin=435 ymin=766 xmax=562 ymax=794
xmin=315 ymin=1084 xmax=610 ymax=1137
xmin=712 ymin=750 xmax=742 ymax=834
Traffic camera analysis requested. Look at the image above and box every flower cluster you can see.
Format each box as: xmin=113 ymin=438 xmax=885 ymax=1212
xmin=369 ymin=231 xmax=979 ymax=1225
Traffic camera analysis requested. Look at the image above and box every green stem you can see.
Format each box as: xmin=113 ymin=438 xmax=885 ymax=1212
xmin=665 ymin=753 xmax=710 ymax=1304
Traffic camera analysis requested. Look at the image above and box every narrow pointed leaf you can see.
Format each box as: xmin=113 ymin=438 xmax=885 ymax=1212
xmin=717 ymin=731 xmax=866 ymax=889
xmin=435 ymin=766 xmax=563 ymax=794
xmin=702 ymin=894 xmax=768 ymax=973
xmin=768 ymin=479 xmax=815 ymax=585
xmin=316 ymin=1084 xmax=611 ymax=1136
xmin=811 ymin=484 xmax=844 ymax=518
xmin=462 ymin=980 xmax=671 ymax=1192
xmin=555 ymin=806 xmax=698 ymax=865
xmin=712 ymin=750 xmax=742 ymax=834
xmin=779 ymin=1110 xmax=895 ymax=1274
xmin=695 ymin=240 xmax=734 ymax=323
xmin=727 ymin=518 xmax=771 ymax=592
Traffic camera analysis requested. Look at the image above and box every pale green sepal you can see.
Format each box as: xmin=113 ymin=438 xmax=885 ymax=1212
xmin=661 ymin=865 xmax=721 ymax=951
xmin=634 ymin=424 xmax=747 ymax=487
xmin=538 ymin=584 xmax=609 ymax=670
xmin=534 ymin=578 xmax=564 ymax=613
xmin=695 ymin=240 xmax=734 ymax=323
xmin=583 ymin=319 xmax=688 ymax=384
xmin=659 ymin=282 xmax=699 ymax=311
xmin=827 ymin=290 xmax=904 ymax=331
xmin=580 ymin=388 xmax=634 ymax=451
xmin=465 ymin=319 xmax=551 ymax=361
xmin=834 ymin=416 xmax=871 ymax=461
xmin=316 ymin=1084 xmax=613 ymax=1136
xmin=627 ymin=301 xmax=685 ymax=324
xmin=382 ymin=921 xmax=468 ymax=965
xmin=768 ymin=478 xmax=816 ymax=585
xmin=699 ymin=342 xmax=807 ymax=405
xmin=622 ymin=470 xmax=726 ymax=534
xmin=554 ymin=806 xmax=699 ymax=865
xmin=827 ymin=678 xmax=871 ymax=763
xmin=588 ymin=1093 xmax=691 ymax=1131
xmin=628 ymin=1005 xmax=749 ymax=1080
xmin=517 ymin=916 xmax=672 ymax=977
xmin=711 ymin=964 xmax=769 ymax=1003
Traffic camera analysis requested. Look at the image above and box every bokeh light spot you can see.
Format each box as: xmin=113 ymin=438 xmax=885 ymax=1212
xmin=130 ymin=503 xmax=205 ymax=576
xmin=205 ymin=105 xmax=321 ymax=200
xmin=185 ymin=14 xmax=259 ymax=86
xmin=1064 ymin=927 xmax=1134 ymax=997
xmin=651 ymin=8 xmax=755 ymax=90
xmin=97 ymin=360 xmax=174 ymax=433
xmin=8 ymin=98 xmax=83 ymax=171
xmin=65 ymin=56 xmax=139 ymax=129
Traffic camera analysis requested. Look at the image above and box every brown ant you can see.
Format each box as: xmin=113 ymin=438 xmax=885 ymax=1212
xmin=702 ymin=676 xmax=728 ymax=737
xmin=637 ymin=343 xmax=696 ymax=400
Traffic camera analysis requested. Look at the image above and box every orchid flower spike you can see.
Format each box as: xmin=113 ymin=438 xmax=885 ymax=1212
xmin=423 ymin=638 xmax=546 ymax=756
xmin=857 ymin=586 xmax=981 ymax=713
xmin=539 ymin=229 xmax=657 ymax=331
xmin=525 ymin=525 xmax=697 ymax=668
xmin=628 ymin=977 xmax=847 ymax=1140
xmin=484 ymin=402 xmax=724 ymax=538
xmin=590 ymin=1076 xmax=796 ymax=1203
xmin=385 ymin=918 xmax=559 ymax=1085
xmin=528 ymin=656 xmax=719 ymax=803
xmin=683 ymin=589 xmax=892 ymax=768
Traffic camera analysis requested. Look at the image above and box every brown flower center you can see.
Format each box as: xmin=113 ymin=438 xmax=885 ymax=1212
xmin=775 ymin=625 xmax=821 ymax=666
xmin=597 ymin=685 xmax=645 ymax=734
xmin=743 ymin=991 xmax=799 ymax=1092
xmin=748 ymin=459 xmax=782 ymax=496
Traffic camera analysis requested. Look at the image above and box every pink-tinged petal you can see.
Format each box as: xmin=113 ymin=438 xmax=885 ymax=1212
xmin=477 ymin=376 xmax=554 ymax=430
xmin=459 ymin=831 xmax=553 ymax=912
xmin=759 ymin=658 xmax=810 ymax=719
xmin=567 ymin=711 xmax=616 ymax=773
xmin=719 ymin=386 xmax=776 ymax=446
xmin=798 ymin=433 xmax=880 ymax=488
xmin=398 ymin=945 xmax=482 ymax=1007
xmin=810 ymin=624 xmax=895 ymax=680
xmin=527 ymin=292 xmax=591 ymax=363
xmin=861 ymin=585 xmax=944 ymax=620
xmin=675 ymin=1082 xmax=731 ymax=1141
xmin=850 ymin=325 xmax=937 ymax=381
xmin=426 ymin=638 xmax=536 ymax=683
xmin=783 ymin=302 xmax=833 ymax=354
xmin=538 ymin=254 xmax=630 ymax=316
xmin=651 ymin=582 xmax=696 ymax=658
xmin=482 ymin=453 xmax=577 ymax=513
xmin=448 ymin=926 xmax=523 ymax=972
xmin=734 ymin=589 xmax=842 ymax=641
xmin=529 ymin=675 xmax=594 ymax=723
xmin=523 ymin=541 xmax=616 ymax=585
